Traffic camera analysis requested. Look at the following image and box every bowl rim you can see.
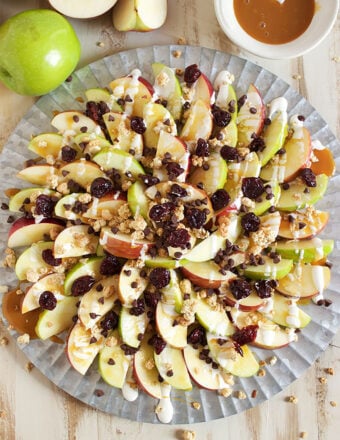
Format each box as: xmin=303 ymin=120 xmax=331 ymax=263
xmin=214 ymin=0 xmax=340 ymax=59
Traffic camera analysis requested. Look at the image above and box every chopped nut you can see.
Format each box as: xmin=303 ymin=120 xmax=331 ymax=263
xmin=105 ymin=336 xmax=118 ymax=347
xmin=178 ymin=430 xmax=196 ymax=440
xmin=96 ymin=41 xmax=105 ymax=48
xmin=145 ymin=358 xmax=155 ymax=370
xmin=3 ymin=248 xmax=16 ymax=268
xmin=330 ymin=400 xmax=337 ymax=407
xmin=292 ymin=74 xmax=302 ymax=80
xmin=78 ymin=193 xmax=92 ymax=204
xmin=17 ymin=333 xmax=30 ymax=345
xmin=259 ymin=360 xmax=266 ymax=367
xmin=267 ymin=355 xmax=277 ymax=366
xmin=172 ymin=50 xmax=182 ymax=58
xmin=332 ymin=56 xmax=340 ymax=62
xmin=287 ymin=395 xmax=298 ymax=404
xmin=219 ymin=388 xmax=232 ymax=398
xmin=300 ymin=432 xmax=308 ymax=439
xmin=318 ymin=377 xmax=327 ymax=384
xmin=0 ymin=410 xmax=7 ymax=419
xmin=25 ymin=362 xmax=34 ymax=372
xmin=257 ymin=368 xmax=266 ymax=377
xmin=325 ymin=367 xmax=334 ymax=376
xmin=0 ymin=337 xmax=9 ymax=346
xmin=176 ymin=68 xmax=184 ymax=76
xmin=234 ymin=390 xmax=247 ymax=400
xmin=191 ymin=401 xmax=201 ymax=410
xmin=177 ymin=37 xmax=187 ymax=45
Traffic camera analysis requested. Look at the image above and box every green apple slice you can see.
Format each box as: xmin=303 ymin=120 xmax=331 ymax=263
xmin=272 ymin=238 xmax=334 ymax=263
xmin=181 ymin=260 xmax=236 ymax=289
xmin=59 ymin=160 xmax=107 ymax=190
xmin=98 ymin=329 xmax=130 ymax=388
xmin=215 ymin=81 xmax=238 ymax=122
xmin=93 ymin=147 xmax=145 ymax=178
xmin=160 ymin=270 xmax=183 ymax=313
xmin=85 ymin=88 xmax=123 ymax=113
xmin=270 ymin=294 xmax=311 ymax=328
xmin=9 ymin=187 xmax=57 ymax=213
xmin=54 ymin=193 xmax=86 ymax=220
xmin=189 ymin=153 xmax=228 ymax=195
xmin=183 ymin=344 xmax=230 ymax=390
xmin=66 ymin=321 xmax=105 ymax=375
xmin=78 ymin=275 xmax=119 ymax=329
xmin=28 ymin=133 xmax=64 ymax=159
xmin=118 ymin=260 xmax=148 ymax=305
xmin=127 ymin=180 xmax=149 ymax=220
xmin=277 ymin=173 xmax=328 ymax=211
xmin=17 ymin=165 xmax=59 ymax=187
xmin=152 ymin=63 xmax=183 ymax=121
xmin=241 ymin=256 xmax=293 ymax=280
xmin=54 ymin=225 xmax=99 ymax=258
xmin=119 ymin=307 xmax=149 ymax=348
xmin=193 ymin=292 xmax=234 ymax=336
xmin=276 ymin=264 xmax=331 ymax=298
xmin=22 ymin=272 xmax=65 ymax=313
xmin=64 ymin=256 xmax=104 ymax=295
xmin=252 ymin=181 xmax=281 ymax=216
xmin=226 ymin=151 xmax=261 ymax=184
xmin=154 ymin=344 xmax=192 ymax=391
xmin=207 ymin=333 xmax=259 ymax=377
xmin=155 ymin=302 xmax=187 ymax=348
xmin=35 ymin=296 xmax=79 ymax=340
xmin=73 ymin=132 xmax=112 ymax=157
xmin=15 ymin=241 xmax=55 ymax=281
xmin=143 ymin=102 xmax=177 ymax=149
xmin=144 ymin=256 xmax=185 ymax=269
xmin=257 ymin=97 xmax=288 ymax=166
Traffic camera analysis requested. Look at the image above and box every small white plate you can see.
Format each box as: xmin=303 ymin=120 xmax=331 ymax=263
xmin=214 ymin=0 xmax=339 ymax=59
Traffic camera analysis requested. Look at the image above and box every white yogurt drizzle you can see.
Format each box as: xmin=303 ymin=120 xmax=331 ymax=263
xmin=213 ymin=71 xmax=235 ymax=109
xmin=122 ymin=361 xmax=139 ymax=402
xmin=286 ymin=299 xmax=301 ymax=327
xmin=155 ymin=383 xmax=174 ymax=424
xmin=311 ymin=265 xmax=326 ymax=304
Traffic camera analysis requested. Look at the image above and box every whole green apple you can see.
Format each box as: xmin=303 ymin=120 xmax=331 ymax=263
xmin=0 ymin=9 xmax=81 ymax=96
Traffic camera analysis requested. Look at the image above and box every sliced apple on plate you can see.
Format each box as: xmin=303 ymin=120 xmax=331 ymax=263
xmin=144 ymin=256 xmax=185 ymax=269
xmin=9 ymin=187 xmax=58 ymax=213
xmin=78 ymin=275 xmax=119 ymax=329
xmin=28 ymin=132 xmax=64 ymax=159
xmin=22 ymin=272 xmax=65 ymax=313
xmin=127 ymin=181 xmax=149 ymax=220
xmin=64 ymin=255 xmax=104 ymax=295
xmin=35 ymin=295 xmax=79 ymax=340
xmin=84 ymin=87 xmax=122 ymax=112
xmin=189 ymin=152 xmax=228 ymax=195
xmin=60 ymin=160 xmax=107 ymax=190
xmin=189 ymin=73 xmax=214 ymax=106
xmin=17 ymin=164 xmax=59 ymax=187
xmin=278 ymin=209 xmax=329 ymax=240
xmin=15 ymin=241 xmax=57 ymax=281
xmin=181 ymin=260 xmax=236 ymax=288
xmin=118 ymin=260 xmax=148 ymax=305
xmin=276 ymin=264 xmax=331 ymax=298
xmin=112 ymin=0 xmax=167 ymax=32
xmin=154 ymin=344 xmax=192 ymax=390
xmin=272 ymin=237 xmax=334 ymax=263
xmin=224 ymin=290 xmax=265 ymax=312
xmin=83 ymin=192 xmax=126 ymax=221
xmin=180 ymin=99 xmax=213 ymax=144
xmin=143 ymin=102 xmax=177 ymax=149
xmin=98 ymin=329 xmax=131 ymax=389
xmin=51 ymin=111 xmax=104 ymax=137
xmin=8 ymin=217 xmax=64 ymax=248
xmin=93 ymin=147 xmax=145 ymax=179
xmin=66 ymin=321 xmax=105 ymax=375
xmin=54 ymin=224 xmax=99 ymax=258
xmin=156 ymin=302 xmax=187 ymax=348
xmin=270 ymin=294 xmax=311 ymax=328
xmin=241 ymin=256 xmax=293 ymax=280
xmin=152 ymin=63 xmax=182 ymax=120
xmin=160 ymin=269 xmax=183 ymax=313
xmin=101 ymin=227 xmax=153 ymax=259
xmin=183 ymin=344 xmax=230 ymax=390
xmin=119 ymin=306 xmax=149 ymax=348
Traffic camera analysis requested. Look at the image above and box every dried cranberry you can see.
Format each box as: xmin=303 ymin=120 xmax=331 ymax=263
xmin=130 ymin=116 xmax=146 ymax=134
xmin=35 ymin=194 xmax=56 ymax=217
xmin=144 ymin=291 xmax=161 ymax=309
xmin=232 ymin=325 xmax=258 ymax=346
xmin=166 ymin=162 xmax=184 ymax=179
xmin=61 ymin=146 xmax=77 ymax=162
xmin=100 ymin=310 xmax=119 ymax=332
xmin=241 ymin=177 xmax=264 ymax=200
xmin=85 ymin=101 xmax=109 ymax=123
xmin=71 ymin=275 xmax=96 ymax=296
xmin=149 ymin=267 xmax=170 ymax=288
xmin=249 ymin=136 xmax=265 ymax=153
xmin=148 ymin=334 xmax=166 ymax=354
xmin=184 ymin=64 xmax=201 ymax=84
xmin=229 ymin=278 xmax=252 ymax=300
xmin=99 ymin=254 xmax=121 ymax=275
xmin=212 ymin=106 xmax=231 ymax=127
xmin=210 ymin=189 xmax=230 ymax=211
xmin=300 ymin=168 xmax=317 ymax=187
xmin=39 ymin=291 xmax=57 ymax=310
xmin=169 ymin=183 xmax=187 ymax=198
xmin=139 ymin=174 xmax=160 ymax=187
xmin=90 ymin=177 xmax=113 ymax=198
xmin=241 ymin=212 xmax=260 ymax=233
xmin=187 ymin=326 xmax=207 ymax=346
xmin=41 ymin=248 xmax=61 ymax=266
xmin=130 ymin=298 xmax=145 ymax=316
xmin=164 ymin=228 xmax=190 ymax=248
xmin=220 ymin=145 xmax=240 ymax=161
xmin=254 ymin=279 xmax=273 ymax=298
xmin=195 ymin=138 xmax=210 ymax=157
xmin=185 ymin=207 xmax=207 ymax=229
xmin=149 ymin=202 xmax=175 ymax=222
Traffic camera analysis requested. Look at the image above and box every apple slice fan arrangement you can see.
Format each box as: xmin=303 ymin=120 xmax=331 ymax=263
xmin=1 ymin=60 xmax=337 ymax=424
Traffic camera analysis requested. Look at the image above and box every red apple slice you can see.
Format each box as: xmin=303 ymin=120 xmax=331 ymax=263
xmin=279 ymin=209 xmax=329 ymax=240
xmin=101 ymin=227 xmax=153 ymax=259
xmin=224 ymin=290 xmax=264 ymax=312
xmin=83 ymin=192 xmax=126 ymax=220
xmin=54 ymin=225 xmax=98 ymax=258
xmin=237 ymin=84 xmax=265 ymax=148
xmin=190 ymin=73 xmax=214 ymax=106
xmin=51 ymin=111 xmax=104 ymax=137
xmin=181 ymin=260 xmax=236 ymax=288
xmin=8 ymin=217 xmax=64 ymax=248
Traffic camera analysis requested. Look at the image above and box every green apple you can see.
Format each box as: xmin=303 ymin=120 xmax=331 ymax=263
xmin=160 ymin=270 xmax=183 ymax=313
xmin=270 ymin=294 xmax=311 ymax=328
xmin=119 ymin=307 xmax=149 ymax=348
xmin=241 ymin=256 xmax=293 ymax=280
xmin=0 ymin=9 xmax=80 ymax=96
xmin=9 ymin=187 xmax=57 ymax=213
xmin=93 ymin=148 xmax=145 ymax=179
xmin=277 ymin=173 xmax=328 ymax=211
xmin=272 ymin=238 xmax=334 ymax=263
xmin=154 ymin=344 xmax=192 ymax=390
xmin=189 ymin=153 xmax=228 ymax=195
xmin=15 ymin=241 xmax=55 ymax=281
xmin=98 ymin=330 xmax=130 ymax=389
xmin=28 ymin=133 xmax=64 ymax=159
xmin=64 ymin=256 xmax=104 ymax=295
xmin=35 ymin=296 xmax=79 ymax=340
xmin=127 ymin=181 xmax=149 ymax=220
xmin=152 ymin=63 xmax=183 ymax=120
xmin=144 ymin=256 xmax=186 ymax=269
xmin=112 ymin=0 xmax=167 ymax=32
xmin=252 ymin=181 xmax=281 ymax=216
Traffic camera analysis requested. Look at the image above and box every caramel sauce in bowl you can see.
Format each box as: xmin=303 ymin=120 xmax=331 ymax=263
xmin=214 ymin=0 xmax=339 ymax=58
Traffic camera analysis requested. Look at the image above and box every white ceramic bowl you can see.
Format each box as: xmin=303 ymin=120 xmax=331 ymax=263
xmin=214 ymin=0 xmax=339 ymax=59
